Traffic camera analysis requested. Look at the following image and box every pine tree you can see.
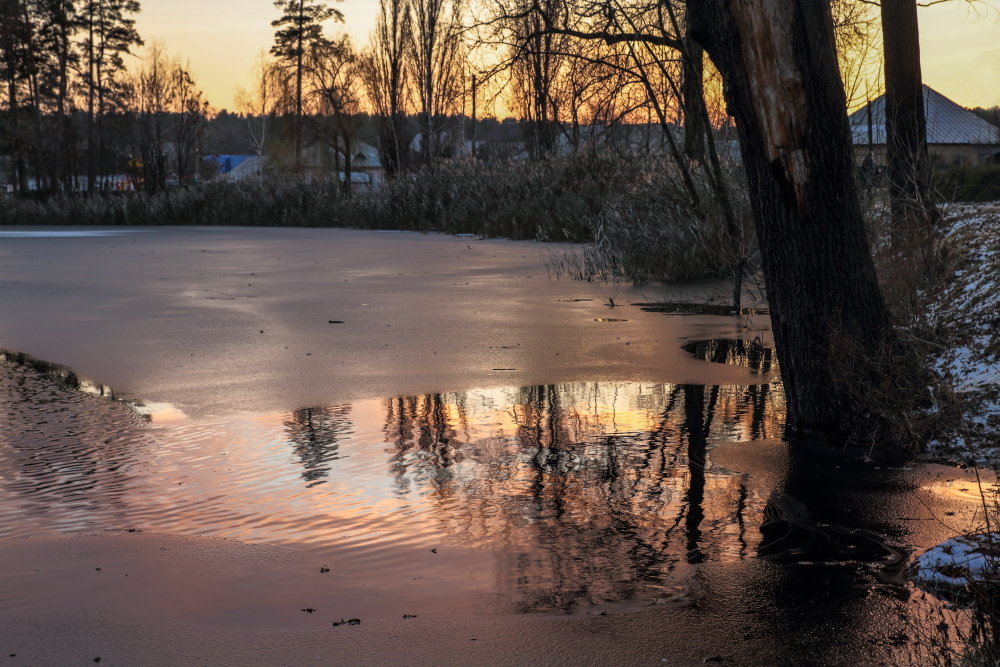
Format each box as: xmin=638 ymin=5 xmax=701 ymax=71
xmin=78 ymin=0 xmax=142 ymax=190
xmin=270 ymin=0 xmax=342 ymax=172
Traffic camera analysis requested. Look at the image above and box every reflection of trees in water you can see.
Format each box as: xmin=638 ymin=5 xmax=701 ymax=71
xmin=283 ymin=405 xmax=353 ymax=487
xmin=384 ymin=394 xmax=472 ymax=497
xmin=383 ymin=380 xmax=784 ymax=612
xmin=683 ymin=338 xmax=777 ymax=374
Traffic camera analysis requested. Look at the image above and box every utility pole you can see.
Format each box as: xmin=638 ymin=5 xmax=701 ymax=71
xmin=470 ymin=74 xmax=477 ymax=158
xmin=867 ymin=98 xmax=873 ymax=151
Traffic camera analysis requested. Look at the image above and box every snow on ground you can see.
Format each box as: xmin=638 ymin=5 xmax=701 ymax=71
xmin=912 ymin=532 xmax=1000 ymax=604
xmin=926 ymin=202 xmax=1000 ymax=465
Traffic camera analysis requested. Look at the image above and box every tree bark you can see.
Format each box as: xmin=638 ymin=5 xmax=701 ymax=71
xmin=85 ymin=2 xmax=96 ymax=191
xmin=689 ymin=0 xmax=896 ymax=440
xmin=880 ymin=0 xmax=940 ymax=237
xmin=681 ymin=34 xmax=706 ymax=164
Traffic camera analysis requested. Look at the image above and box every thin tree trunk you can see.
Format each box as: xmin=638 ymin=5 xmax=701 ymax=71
xmin=880 ymin=0 xmax=940 ymax=241
xmin=689 ymin=0 xmax=897 ymax=441
xmin=6 ymin=74 xmax=26 ymax=192
xmin=668 ymin=4 xmax=744 ymax=311
xmin=295 ymin=0 xmax=304 ymax=172
xmin=342 ymin=129 xmax=352 ymax=193
xmin=86 ymin=3 xmax=96 ymax=191
xmin=56 ymin=4 xmax=73 ymax=191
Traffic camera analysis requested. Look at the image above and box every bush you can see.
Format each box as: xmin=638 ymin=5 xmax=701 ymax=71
xmin=933 ymin=166 xmax=1000 ymax=203
xmin=545 ymin=165 xmax=755 ymax=284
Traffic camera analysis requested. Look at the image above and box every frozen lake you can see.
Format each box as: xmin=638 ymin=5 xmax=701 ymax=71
xmin=0 ymin=227 xmax=986 ymax=665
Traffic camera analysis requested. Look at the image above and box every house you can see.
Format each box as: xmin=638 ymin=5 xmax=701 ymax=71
xmin=300 ymin=141 xmax=384 ymax=188
xmin=849 ymin=85 xmax=1000 ymax=167
xmin=206 ymin=155 xmax=257 ymax=177
xmin=345 ymin=141 xmax=385 ymax=188
xmin=216 ymin=155 xmax=265 ymax=182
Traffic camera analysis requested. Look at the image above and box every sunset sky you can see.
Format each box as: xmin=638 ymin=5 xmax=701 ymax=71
xmin=135 ymin=0 xmax=1000 ymax=113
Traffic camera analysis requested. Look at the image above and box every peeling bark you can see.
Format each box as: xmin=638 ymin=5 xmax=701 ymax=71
xmin=730 ymin=1 xmax=810 ymax=212
xmin=689 ymin=0 xmax=898 ymax=442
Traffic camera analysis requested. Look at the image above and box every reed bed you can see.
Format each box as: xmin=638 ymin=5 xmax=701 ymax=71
xmin=1 ymin=153 xmax=752 ymax=283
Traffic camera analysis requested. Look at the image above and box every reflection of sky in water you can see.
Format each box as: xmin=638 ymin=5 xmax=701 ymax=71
xmin=1 ymin=356 xmax=790 ymax=611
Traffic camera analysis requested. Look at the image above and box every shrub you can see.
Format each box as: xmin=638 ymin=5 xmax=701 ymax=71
xmin=933 ymin=166 xmax=1000 ymax=203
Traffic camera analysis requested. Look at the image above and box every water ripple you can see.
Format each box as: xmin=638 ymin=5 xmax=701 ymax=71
xmin=1 ymin=356 xmax=787 ymax=611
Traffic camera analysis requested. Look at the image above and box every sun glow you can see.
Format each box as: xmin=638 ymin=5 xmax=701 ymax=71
xmin=134 ymin=0 xmax=1000 ymax=112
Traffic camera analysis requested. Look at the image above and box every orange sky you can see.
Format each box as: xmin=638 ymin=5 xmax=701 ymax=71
xmin=134 ymin=0 xmax=1000 ymax=112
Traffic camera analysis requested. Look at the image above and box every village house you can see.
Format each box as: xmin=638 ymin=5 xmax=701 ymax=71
xmin=849 ymin=85 xmax=1000 ymax=167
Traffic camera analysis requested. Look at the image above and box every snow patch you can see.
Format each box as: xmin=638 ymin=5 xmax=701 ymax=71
xmin=912 ymin=533 xmax=1000 ymax=603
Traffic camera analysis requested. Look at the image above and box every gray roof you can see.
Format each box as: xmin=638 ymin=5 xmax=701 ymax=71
xmin=849 ymin=85 xmax=1000 ymax=146
xmin=351 ymin=141 xmax=382 ymax=169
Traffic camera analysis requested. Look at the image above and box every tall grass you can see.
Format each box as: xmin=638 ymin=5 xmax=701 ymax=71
xmin=545 ymin=164 xmax=755 ymax=285
xmin=0 ymin=154 xmax=660 ymax=238
xmin=1 ymin=153 xmax=749 ymax=283
xmin=0 ymin=178 xmax=349 ymax=228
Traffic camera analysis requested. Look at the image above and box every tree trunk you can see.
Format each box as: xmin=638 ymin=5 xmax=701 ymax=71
xmin=689 ymin=0 xmax=896 ymax=441
xmin=56 ymin=6 xmax=73 ymax=191
xmin=342 ymin=129 xmax=352 ymax=193
xmin=681 ymin=34 xmax=707 ymax=164
xmin=880 ymin=0 xmax=940 ymax=239
xmin=86 ymin=4 xmax=96 ymax=191
xmin=295 ymin=1 xmax=305 ymax=173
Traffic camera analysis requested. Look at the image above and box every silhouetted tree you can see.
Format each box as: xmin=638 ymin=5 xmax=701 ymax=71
xmin=360 ymin=0 xmax=411 ymax=177
xmin=688 ymin=0 xmax=900 ymax=441
xmin=408 ymin=0 xmax=465 ymax=164
xmin=271 ymin=0 xmax=342 ymax=171
xmin=0 ymin=0 xmax=32 ymax=190
xmin=306 ymin=35 xmax=362 ymax=189
xmin=78 ymin=0 xmax=142 ymax=190
xmin=128 ymin=44 xmax=207 ymax=190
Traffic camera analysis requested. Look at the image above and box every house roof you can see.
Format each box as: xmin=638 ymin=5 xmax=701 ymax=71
xmin=206 ymin=155 xmax=255 ymax=175
xmin=351 ymin=142 xmax=382 ymax=169
xmin=223 ymin=155 xmax=265 ymax=181
xmin=302 ymin=141 xmax=383 ymax=170
xmin=849 ymin=85 xmax=1000 ymax=146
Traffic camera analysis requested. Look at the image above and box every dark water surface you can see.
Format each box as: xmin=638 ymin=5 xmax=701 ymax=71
xmin=0 ymin=348 xmax=990 ymax=659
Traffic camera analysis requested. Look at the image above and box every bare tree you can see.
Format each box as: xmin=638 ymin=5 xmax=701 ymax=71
xmin=235 ymin=51 xmax=280 ymax=157
xmin=359 ymin=0 xmax=412 ymax=177
xmin=505 ymin=0 xmax=570 ymax=156
xmin=169 ymin=60 xmax=207 ymax=183
xmin=306 ymin=35 xmax=363 ymax=189
xmin=128 ymin=44 xmax=206 ymax=191
xmin=409 ymin=0 xmax=466 ymax=164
